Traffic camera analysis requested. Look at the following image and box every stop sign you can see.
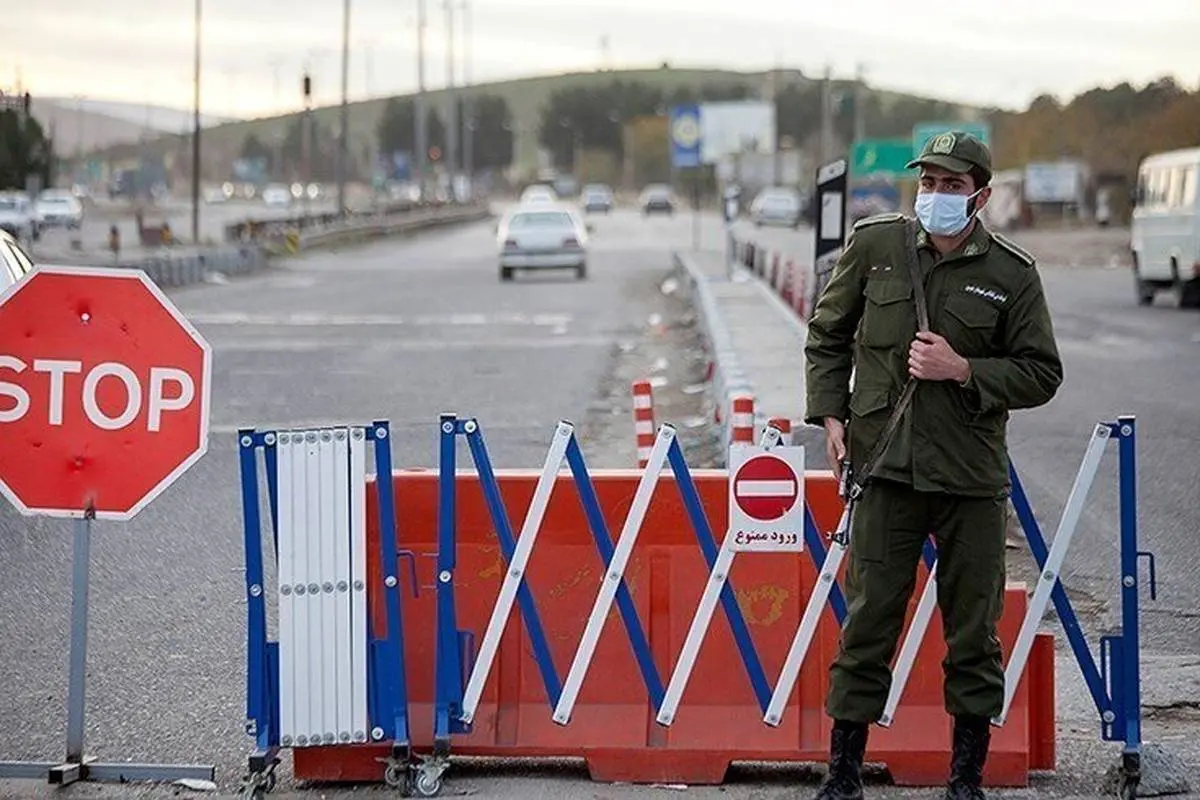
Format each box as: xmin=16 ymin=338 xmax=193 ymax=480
xmin=0 ymin=267 xmax=212 ymax=520
xmin=733 ymin=454 xmax=800 ymax=522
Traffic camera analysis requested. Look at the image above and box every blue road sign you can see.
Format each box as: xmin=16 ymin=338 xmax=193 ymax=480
xmin=669 ymin=105 xmax=703 ymax=169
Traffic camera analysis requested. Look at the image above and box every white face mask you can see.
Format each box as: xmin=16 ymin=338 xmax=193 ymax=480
xmin=915 ymin=189 xmax=982 ymax=237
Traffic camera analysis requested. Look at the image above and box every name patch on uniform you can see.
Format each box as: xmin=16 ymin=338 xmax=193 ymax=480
xmin=964 ymin=284 xmax=1008 ymax=304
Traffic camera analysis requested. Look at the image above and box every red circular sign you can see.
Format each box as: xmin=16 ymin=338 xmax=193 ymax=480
xmin=0 ymin=268 xmax=211 ymax=520
xmin=733 ymin=454 xmax=800 ymax=521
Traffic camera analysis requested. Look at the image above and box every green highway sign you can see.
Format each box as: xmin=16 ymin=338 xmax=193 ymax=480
xmin=912 ymin=121 xmax=992 ymax=155
xmin=850 ymin=138 xmax=913 ymax=179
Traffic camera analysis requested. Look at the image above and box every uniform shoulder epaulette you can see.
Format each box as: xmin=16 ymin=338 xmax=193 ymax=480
xmin=852 ymin=212 xmax=906 ymax=231
xmin=991 ymin=232 xmax=1035 ymax=266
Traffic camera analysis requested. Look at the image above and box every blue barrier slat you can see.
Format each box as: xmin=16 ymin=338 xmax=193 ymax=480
xmin=464 ymin=426 xmax=563 ymax=709
xmin=666 ymin=439 xmax=772 ymax=714
xmin=1009 ymin=461 xmax=1112 ymax=718
xmin=263 ymin=441 xmax=279 ymax=555
xmin=371 ymin=421 xmax=411 ymax=746
xmin=434 ymin=415 xmax=464 ymax=743
xmin=803 ymin=506 xmax=847 ymax=624
xmin=1116 ymin=418 xmax=1143 ymax=753
xmin=921 ymin=538 xmax=938 ymax=570
xmin=238 ymin=430 xmax=270 ymax=737
xmin=564 ymin=436 xmax=665 ymax=711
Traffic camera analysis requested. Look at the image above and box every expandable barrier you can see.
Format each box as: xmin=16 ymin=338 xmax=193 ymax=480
xmin=241 ymin=413 xmax=1157 ymax=797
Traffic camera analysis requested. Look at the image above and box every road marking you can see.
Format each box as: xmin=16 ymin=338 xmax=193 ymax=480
xmin=209 ymin=336 xmax=610 ymax=353
xmin=185 ymin=311 xmax=573 ymax=327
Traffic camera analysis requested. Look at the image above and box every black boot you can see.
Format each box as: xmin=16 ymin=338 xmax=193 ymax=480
xmin=944 ymin=715 xmax=991 ymax=799
xmin=813 ymin=720 xmax=868 ymax=799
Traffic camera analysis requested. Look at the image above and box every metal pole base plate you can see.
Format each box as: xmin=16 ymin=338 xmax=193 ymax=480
xmin=0 ymin=758 xmax=215 ymax=787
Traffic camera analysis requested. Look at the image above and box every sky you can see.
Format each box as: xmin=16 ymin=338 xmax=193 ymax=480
xmin=4 ymin=0 xmax=1200 ymax=119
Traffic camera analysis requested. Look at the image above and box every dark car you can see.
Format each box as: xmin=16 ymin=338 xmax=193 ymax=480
xmin=639 ymin=184 xmax=674 ymax=215
xmin=581 ymin=184 xmax=614 ymax=213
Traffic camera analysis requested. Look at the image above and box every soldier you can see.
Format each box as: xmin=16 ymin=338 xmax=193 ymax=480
xmin=804 ymin=131 xmax=1063 ymax=800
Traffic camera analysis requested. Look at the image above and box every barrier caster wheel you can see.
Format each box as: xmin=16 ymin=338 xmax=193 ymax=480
xmin=414 ymin=771 xmax=442 ymax=797
xmin=383 ymin=763 xmax=411 ymax=793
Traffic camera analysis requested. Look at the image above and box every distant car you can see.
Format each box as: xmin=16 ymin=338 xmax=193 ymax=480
xmin=639 ymin=184 xmax=674 ymax=215
xmin=520 ymin=185 xmax=558 ymax=205
xmin=581 ymin=184 xmax=614 ymax=214
xmin=0 ymin=228 xmax=34 ymax=291
xmin=497 ymin=204 xmax=589 ymax=281
xmin=751 ymin=187 xmax=804 ymax=228
xmin=0 ymin=193 xmax=38 ymax=243
xmin=36 ymin=191 xmax=84 ymax=229
xmin=262 ymin=183 xmax=292 ymax=208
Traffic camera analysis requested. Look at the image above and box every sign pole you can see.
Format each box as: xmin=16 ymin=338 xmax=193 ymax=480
xmin=64 ymin=511 xmax=94 ymax=768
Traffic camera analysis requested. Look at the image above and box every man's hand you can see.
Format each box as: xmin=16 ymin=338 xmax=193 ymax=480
xmin=909 ymin=331 xmax=971 ymax=383
xmin=824 ymin=417 xmax=847 ymax=480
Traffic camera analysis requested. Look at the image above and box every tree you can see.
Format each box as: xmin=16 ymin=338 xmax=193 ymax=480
xmin=538 ymin=80 xmax=666 ymax=170
xmin=376 ymin=97 xmax=446 ymax=165
xmin=466 ymin=94 xmax=513 ymax=171
xmin=0 ymin=110 xmax=52 ymax=190
xmin=281 ymin=115 xmax=339 ymax=182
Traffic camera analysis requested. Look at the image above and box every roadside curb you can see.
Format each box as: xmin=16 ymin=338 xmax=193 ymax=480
xmin=672 ymin=249 xmax=816 ymax=463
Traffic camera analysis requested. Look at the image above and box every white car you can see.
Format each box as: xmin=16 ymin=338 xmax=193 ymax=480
xmin=0 ymin=193 xmax=38 ymax=243
xmin=497 ymin=205 xmax=589 ymax=281
xmin=0 ymin=228 xmax=34 ymax=290
xmin=750 ymin=187 xmax=804 ymax=228
xmin=519 ymin=184 xmax=558 ymax=205
xmin=36 ymin=191 xmax=84 ymax=229
xmin=261 ymin=183 xmax=293 ymax=208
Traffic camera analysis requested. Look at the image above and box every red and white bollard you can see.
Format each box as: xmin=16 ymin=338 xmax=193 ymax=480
xmin=633 ymin=379 xmax=657 ymax=468
xmin=730 ymin=393 xmax=755 ymax=445
xmin=768 ymin=417 xmax=793 ymax=445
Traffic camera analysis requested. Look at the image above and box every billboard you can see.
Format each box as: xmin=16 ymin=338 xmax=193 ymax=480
xmin=700 ymin=101 xmax=775 ymax=165
xmin=669 ymin=105 xmax=703 ymax=169
xmin=1023 ymin=161 xmax=1087 ymax=204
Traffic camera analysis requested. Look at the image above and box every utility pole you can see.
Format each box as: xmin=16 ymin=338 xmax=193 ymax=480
xmin=444 ymin=0 xmax=458 ymax=187
xmin=336 ymin=0 xmax=351 ymax=219
xmin=303 ymin=72 xmax=313 ymax=216
xmin=461 ymin=0 xmax=473 ymax=185
xmin=853 ymin=62 xmax=866 ymax=143
xmin=415 ymin=0 xmax=428 ymax=200
xmin=818 ymin=63 xmax=833 ymax=164
xmin=771 ymin=58 xmax=781 ymax=186
xmin=191 ymin=0 xmax=202 ymax=246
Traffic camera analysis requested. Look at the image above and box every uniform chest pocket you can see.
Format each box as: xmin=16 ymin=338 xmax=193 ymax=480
xmin=859 ymin=279 xmax=913 ymax=348
xmin=942 ymin=293 xmax=1002 ymax=356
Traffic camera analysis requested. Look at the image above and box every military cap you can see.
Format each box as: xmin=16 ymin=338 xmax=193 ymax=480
xmin=907 ymin=131 xmax=992 ymax=184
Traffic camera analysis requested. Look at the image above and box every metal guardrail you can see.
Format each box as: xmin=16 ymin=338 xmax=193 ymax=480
xmin=222 ymin=199 xmax=471 ymax=245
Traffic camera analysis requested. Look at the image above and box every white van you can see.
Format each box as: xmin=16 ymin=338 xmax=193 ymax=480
xmin=1130 ymin=147 xmax=1200 ymax=307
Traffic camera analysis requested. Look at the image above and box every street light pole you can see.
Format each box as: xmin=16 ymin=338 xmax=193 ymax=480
xmin=444 ymin=0 xmax=458 ymax=189
xmin=336 ymin=0 xmax=351 ymax=219
xmin=191 ymin=0 xmax=202 ymax=245
xmin=415 ymin=0 xmax=428 ymax=199
xmin=460 ymin=0 xmax=473 ymax=184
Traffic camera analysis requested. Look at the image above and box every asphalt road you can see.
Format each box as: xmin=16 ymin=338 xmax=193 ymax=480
xmin=0 ymin=207 xmax=709 ymax=795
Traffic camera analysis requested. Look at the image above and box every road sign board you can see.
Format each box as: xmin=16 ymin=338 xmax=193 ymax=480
xmin=912 ymin=121 xmax=992 ymax=156
xmin=727 ymin=445 xmax=805 ymax=552
xmin=850 ymin=138 xmax=913 ymax=179
xmin=0 ymin=267 xmax=212 ymax=520
xmin=669 ymin=104 xmax=702 ymax=169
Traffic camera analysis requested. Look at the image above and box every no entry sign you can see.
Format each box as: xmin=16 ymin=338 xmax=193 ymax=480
xmin=0 ymin=266 xmax=212 ymax=520
xmin=727 ymin=446 xmax=806 ymax=552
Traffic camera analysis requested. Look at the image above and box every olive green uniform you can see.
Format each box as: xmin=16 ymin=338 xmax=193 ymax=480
xmin=804 ymin=214 xmax=1063 ymax=723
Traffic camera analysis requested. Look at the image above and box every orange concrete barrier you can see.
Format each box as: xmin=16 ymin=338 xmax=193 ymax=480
xmin=293 ymin=469 xmax=1054 ymax=787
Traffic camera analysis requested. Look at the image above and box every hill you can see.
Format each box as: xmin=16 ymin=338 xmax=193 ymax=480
xmin=31 ymin=97 xmax=237 ymax=156
xmin=80 ymin=66 xmax=984 ymax=181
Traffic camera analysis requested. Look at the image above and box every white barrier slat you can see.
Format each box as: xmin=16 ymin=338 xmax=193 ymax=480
xmin=291 ymin=433 xmax=313 ymax=742
xmin=277 ymin=433 xmax=297 ymax=744
xmin=305 ymin=432 xmax=323 ymax=744
xmin=460 ymin=421 xmax=574 ymax=724
xmin=349 ymin=430 xmax=369 ymax=741
xmin=879 ymin=559 xmax=939 ymax=727
xmin=994 ymin=423 xmax=1111 ymax=726
xmin=765 ymin=506 xmax=850 ymax=726
xmin=656 ymin=541 xmax=735 ymax=725
xmin=318 ymin=432 xmax=339 ymax=744
xmin=552 ymin=425 xmax=675 ymax=725
xmin=332 ymin=429 xmax=354 ymax=743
